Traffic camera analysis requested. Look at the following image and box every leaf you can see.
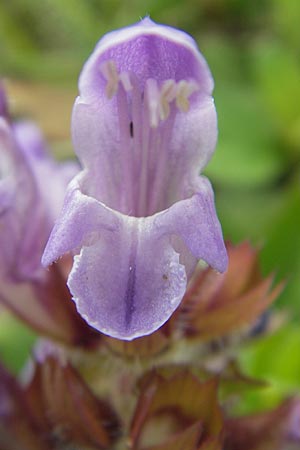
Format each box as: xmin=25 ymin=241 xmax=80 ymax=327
xmin=251 ymin=40 xmax=300 ymax=138
xmin=238 ymin=324 xmax=300 ymax=414
xmin=205 ymin=83 xmax=285 ymax=188
xmin=260 ymin=186 xmax=300 ymax=315
xmin=0 ymin=311 xmax=36 ymax=373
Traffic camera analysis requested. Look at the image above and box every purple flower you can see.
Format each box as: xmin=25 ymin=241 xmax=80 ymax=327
xmin=0 ymin=116 xmax=76 ymax=281
xmin=0 ymin=118 xmax=43 ymax=281
xmin=0 ymin=87 xmax=95 ymax=346
xmin=42 ymin=19 xmax=228 ymax=340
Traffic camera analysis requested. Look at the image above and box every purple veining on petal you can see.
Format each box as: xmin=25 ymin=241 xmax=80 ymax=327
xmin=43 ymin=19 xmax=227 ymax=340
xmin=67 ymin=216 xmax=187 ymax=340
xmin=123 ymin=232 xmax=137 ymax=329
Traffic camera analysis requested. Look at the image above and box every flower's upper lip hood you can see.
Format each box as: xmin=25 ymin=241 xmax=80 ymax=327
xmin=79 ymin=18 xmax=214 ymax=100
xmin=72 ymin=19 xmax=219 ymax=217
xmin=95 ymin=18 xmax=200 ymax=59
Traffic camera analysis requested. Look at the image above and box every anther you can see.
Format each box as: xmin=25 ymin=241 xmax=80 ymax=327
xmin=100 ymin=60 xmax=119 ymax=99
xmin=175 ymin=80 xmax=199 ymax=112
xmin=100 ymin=60 xmax=133 ymax=99
xmin=159 ymin=79 xmax=177 ymax=120
xmin=146 ymin=79 xmax=178 ymax=128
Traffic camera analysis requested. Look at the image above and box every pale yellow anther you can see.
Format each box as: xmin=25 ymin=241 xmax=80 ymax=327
xmin=159 ymin=99 xmax=170 ymax=121
xmin=161 ymin=80 xmax=177 ymax=102
xmin=101 ymin=61 xmax=133 ymax=99
xmin=100 ymin=60 xmax=120 ymax=99
xmin=159 ymin=80 xmax=177 ymax=120
xmin=175 ymin=80 xmax=199 ymax=112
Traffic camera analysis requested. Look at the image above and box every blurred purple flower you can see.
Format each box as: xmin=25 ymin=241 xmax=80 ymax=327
xmin=0 ymin=117 xmax=77 ymax=281
xmin=0 ymin=87 xmax=97 ymax=346
xmin=43 ymin=19 xmax=227 ymax=340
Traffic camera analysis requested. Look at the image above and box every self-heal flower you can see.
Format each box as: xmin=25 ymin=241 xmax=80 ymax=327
xmin=0 ymin=116 xmax=76 ymax=281
xmin=0 ymin=87 xmax=96 ymax=347
xmin=43 ymin=18 xmax=228 ymax=340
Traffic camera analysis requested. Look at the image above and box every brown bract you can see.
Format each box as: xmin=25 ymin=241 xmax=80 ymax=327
xmin=104 ymin=330 xmax=169 ymax=358
xmin=173 ymin=242 xmax=283 ymax=340
xmin=0 ymin=264 xmax=101 ymax=348
xmin=0 ymin=354 xmax=121 ymax=450
xmin=0 ymin=363 xmax=52 ymax=450
xmin=129 ymin=370 xmax=224 ymax=450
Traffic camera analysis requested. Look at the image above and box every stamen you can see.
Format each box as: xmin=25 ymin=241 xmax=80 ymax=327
xmin=101 ymin=60 xmax=133 ymax=99
xmin=129 ymin=73 xmax=144 ymax=211
xmin=159 ymin=80 xmax=177 ymax=121
xmin=147 ymin=109 xmax=176 ymax=215
xmin=136 ymin=78 xmax=153 ymax=215
xmin=100 ymin=60 xmax=119 ymax=99
xmin=146 ymin=79 xmax=178 ymax=128
xmin=175 ymin=80 xmax=199 ymax=112
xmin=119 ymin=72 xmax=133 ymax=92
xmin=116 ymin=81 xmax=134 ymax=214
xmin=146 ymin=79 xmax=160 ymax=128
xmin=101 ymin=61 xmax=200 ymax=217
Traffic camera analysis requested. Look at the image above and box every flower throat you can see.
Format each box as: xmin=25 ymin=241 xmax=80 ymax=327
xmin=101 ymin=60 xmax=199 ymax=217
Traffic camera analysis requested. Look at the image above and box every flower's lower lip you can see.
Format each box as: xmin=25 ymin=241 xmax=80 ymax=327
xmin=42 ymin=173 xmax=227 ymax=340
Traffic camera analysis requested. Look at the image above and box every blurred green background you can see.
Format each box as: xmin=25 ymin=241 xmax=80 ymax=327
xmin=0 ymin=0 xmax=300 ymax=414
